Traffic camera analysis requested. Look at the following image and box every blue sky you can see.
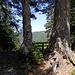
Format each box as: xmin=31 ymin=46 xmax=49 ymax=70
xmin=10 ymin=1 xmax=47 ymax=32
xmin=16 ymin=12 xmax=47 ymax=32
xmin=31 ymin=13 xmax=47 ymax=32
xmin=13 ymin=11 xmax=47 ymax=32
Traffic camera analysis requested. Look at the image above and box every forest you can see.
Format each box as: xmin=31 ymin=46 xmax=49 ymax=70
xmin=0 ymin=0 xmax=75 ymax=75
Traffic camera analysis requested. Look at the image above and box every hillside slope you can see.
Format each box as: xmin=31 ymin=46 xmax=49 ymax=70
xmin=19 ymin=31 xmax=47 ymax=43
xmin=32 ymin=31 xmax=47 ymax=42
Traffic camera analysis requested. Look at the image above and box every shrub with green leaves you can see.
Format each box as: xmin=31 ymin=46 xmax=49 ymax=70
xmin=27 ymin=44 xmax=43 ymax=65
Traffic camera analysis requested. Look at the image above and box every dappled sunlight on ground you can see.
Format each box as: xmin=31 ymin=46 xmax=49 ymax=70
xmin=28 ymin=59 xmax=75 ymax=75
xmin=0 ymin=51 xmax=75 ymax=75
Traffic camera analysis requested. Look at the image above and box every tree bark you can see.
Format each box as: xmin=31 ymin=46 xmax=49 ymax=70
xmin=49 ymin=0 xmax=75 ymax=70
xmin=21 ymin=0 xmax=32 ymax=54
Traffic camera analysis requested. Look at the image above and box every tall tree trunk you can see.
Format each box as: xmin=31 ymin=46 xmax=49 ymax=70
xmin=21 ymin=0 xmax=32 ymax=55
xmin=49 ymin=0 xmax=75 ymax=68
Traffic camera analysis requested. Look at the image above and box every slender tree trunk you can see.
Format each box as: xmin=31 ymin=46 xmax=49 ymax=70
xmin=49 ymin=0 xmax=75 ymax=71
xmin=21 ymin=0 xmax=32 ymax=55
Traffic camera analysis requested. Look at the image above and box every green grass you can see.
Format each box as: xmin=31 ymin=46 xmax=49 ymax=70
xmin=71 ymin=70 xmax=75 ymax=75
xmin=66 ymin=58 xmax=70 ymax=64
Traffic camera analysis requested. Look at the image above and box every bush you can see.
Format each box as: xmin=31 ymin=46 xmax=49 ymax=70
xmin=27 ymin=44 xmax=43 ymax=65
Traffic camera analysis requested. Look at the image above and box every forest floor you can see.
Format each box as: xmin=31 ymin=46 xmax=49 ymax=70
xmin=28 ymin=59 xmax=75 ymax=75
xmin=0 ymin=51 xmax=75 ymax=75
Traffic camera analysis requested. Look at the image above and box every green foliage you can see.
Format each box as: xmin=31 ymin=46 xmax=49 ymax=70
xmin=70 ymin=12 xmax=75 ymax=26
xmin=12 ymin=32 xmax=20 ymax=51
xmin=70 ymin=0 xmax=75 ymax=49
xmin=44 ymin=6 xmax=54 ymax=40
xmin=44 ymin=21 xmax=53 ymax=39
xmin=71 ymin=0 xmax=75 ymax=9
xmin=0 ymin=22 xmax=20 ymax=51
xmin=0 ymin=23 xmax=13 ymax=51
xmin=26 ymin=44 xmax=43 ymax=65
xmin=0 ymin=0 xmax=20 ymax=51
xmin=71 ymin=70 xmax=75 ymax=75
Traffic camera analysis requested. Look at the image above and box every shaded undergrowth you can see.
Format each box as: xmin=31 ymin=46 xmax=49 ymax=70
xmin=0 ymin=49 xmax=45 ymax=75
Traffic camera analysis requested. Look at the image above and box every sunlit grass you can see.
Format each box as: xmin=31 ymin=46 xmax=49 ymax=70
xmin=71 ymin=70 xmax=75 ymax=75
